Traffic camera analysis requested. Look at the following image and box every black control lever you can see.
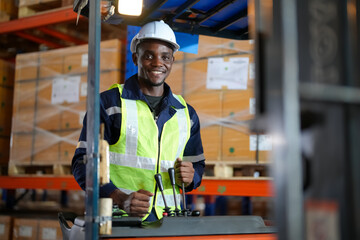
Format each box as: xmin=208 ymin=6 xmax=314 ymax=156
xmin=154 ymin=173 xmax=171 ymax=216
xmin=181 ymin=183 xmax=190 ymax=216
xmin=168 ymin=168 xmax=181 ymax=216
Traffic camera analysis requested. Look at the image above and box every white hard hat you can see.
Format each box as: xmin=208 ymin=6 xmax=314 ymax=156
xmin=130 ymin=20 xmax=180 ymax=53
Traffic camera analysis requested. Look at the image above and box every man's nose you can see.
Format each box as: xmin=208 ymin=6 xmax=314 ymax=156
xmin=151 ymin=56 xmax=163 ymax=66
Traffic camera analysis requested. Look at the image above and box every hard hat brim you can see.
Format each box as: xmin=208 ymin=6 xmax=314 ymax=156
xmin=130 ymin=36 xmax=180 ymax=53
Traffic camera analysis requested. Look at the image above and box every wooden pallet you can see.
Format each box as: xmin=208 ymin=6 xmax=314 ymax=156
xmin=204 ymin=161 xmax=270 ymax=179
xmin=18 ymin=0 xmax=72 ymax=18
xmin=8 ymin=163 xmax=71 ymax=176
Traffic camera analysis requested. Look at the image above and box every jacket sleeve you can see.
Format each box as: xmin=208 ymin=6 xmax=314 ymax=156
xmin=71 ymin=89 xmax=121 ymax=197
xmin=183 ymin=104 xmax=206 ymax=192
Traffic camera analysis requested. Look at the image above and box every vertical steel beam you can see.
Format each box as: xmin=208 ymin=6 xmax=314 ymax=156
xmin=255 ymin=0 xmax=303 ymax=239
xmin=85 ymin=0 xmax=101 ymax=239
xmin=279 ymin=0 xmax=303 ymax=239
xmin=346 ymin=0 xmax=360 ymax=239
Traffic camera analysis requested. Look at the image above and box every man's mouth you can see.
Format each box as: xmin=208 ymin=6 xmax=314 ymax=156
xmin=149 ymin=69 xmax=166 ymax=77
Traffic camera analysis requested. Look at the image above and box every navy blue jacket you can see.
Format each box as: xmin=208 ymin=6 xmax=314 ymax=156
xmin=72 ymin=74 xmax=205 ymax=199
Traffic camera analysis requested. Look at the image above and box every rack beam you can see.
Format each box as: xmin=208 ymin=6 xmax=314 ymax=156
xmin=0 ymin=177 xmax=273 ymax=197
xmin=0 ymin=6 xmax=79 ymax=34
xmin=0 ymin=176 xmax=81 ymax=190
xmin=189 ymin=179 xmax=273 ymax=197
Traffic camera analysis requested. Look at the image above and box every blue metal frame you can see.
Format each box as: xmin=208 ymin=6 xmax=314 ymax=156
xmin=85 ymin=0 xmax=101 ymax=239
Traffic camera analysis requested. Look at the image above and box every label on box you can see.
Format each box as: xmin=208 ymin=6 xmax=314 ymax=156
xmin=42 ymin=227 xmax=57 ymax=240
xmin=249 ymin=62 xmax=255 ymax=80
xmin=250 ymin=98 xmax=256 ymax=115
xmin=19 ymin=226 xmax=32 ymax=237
xmin=79 ymin=111 xmax=86 ymax=125
xmin=0 ymin=224 xmax=4 ymax=235
xmin=81 ymin=54 xmax=88 ymax=67
xmin=52 ymin=76 xmax=81 ymax=104
xmin=206 ymin=57 xmax=249 ymax=90
xmin=250 ymin=135 xmax=272 ymax=151
xmin=80 ymin=82 xmax=87 ymax=96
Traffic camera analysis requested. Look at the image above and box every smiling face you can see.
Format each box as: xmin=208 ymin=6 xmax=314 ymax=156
xmin=132 ymin=39 xmax=175 ymax=94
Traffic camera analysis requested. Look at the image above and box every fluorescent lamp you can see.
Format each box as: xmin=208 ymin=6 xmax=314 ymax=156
xmin=117 ymin=0 xmax=143 ymax=16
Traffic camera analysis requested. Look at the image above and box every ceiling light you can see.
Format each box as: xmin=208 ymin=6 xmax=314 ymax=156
xmin=117 ymin=0 xmax=143 ymax=16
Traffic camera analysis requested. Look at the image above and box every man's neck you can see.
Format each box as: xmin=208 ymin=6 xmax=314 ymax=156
xmin=141 ymin=86 xmax=163 ymax=96
xmin=137 ymin=79 xmax=164 ymax=97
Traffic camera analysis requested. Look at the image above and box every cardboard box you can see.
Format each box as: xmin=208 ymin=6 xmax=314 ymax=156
xmin=38 ymin=219 xmax=62 ymax=240
xmin=31 ymin=129 xmax=79 ymax=165
xmin=15 ymin=53 xmax=39 ymax=81
xmin=0 ymin=59 xmax=15 ymax=87
xmin=13 ymin=218 xmax=38 ymax=240
xmin=166 ymin=61 xmax=183 ymax=95
xmin=0 ymin=215 xmax=12 ymax=240
xmin=200 ymin=125 xmax=221 ymax=161
xmin=39 ymin=52 xmax=64 ymax=79
xmin=185 ymin=91 xmax=222 ymax=118
xmin=9 ymin=133 xmax=33 ymax=164
xmin=183 ymin=57 xmax=253 ymax=94
xmin=63 ymin=39 xmax=122 ymax=75
xmin=62 ymin=45 xmax=88 ymax=75
xmin=222 ymin=89 xmax=254 ymax=122
xmin=185 ymin=35 xmax=254 ymax=60
xmin=222 ymin=126 xmax=270 ymax=162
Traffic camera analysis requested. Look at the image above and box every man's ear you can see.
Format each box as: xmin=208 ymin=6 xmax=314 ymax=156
xmin=132 ymin=53 xmax=138 ymax=66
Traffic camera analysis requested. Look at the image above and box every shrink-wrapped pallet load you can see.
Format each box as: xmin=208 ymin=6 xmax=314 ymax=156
xmin=9 ymin=39 xmax=122 ymax=175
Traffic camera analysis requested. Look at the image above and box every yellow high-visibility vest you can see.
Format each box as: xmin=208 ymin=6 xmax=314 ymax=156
xmin=109 ymin=84 xmax=191 ymax=220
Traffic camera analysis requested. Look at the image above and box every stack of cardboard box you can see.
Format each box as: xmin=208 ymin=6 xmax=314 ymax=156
xmin=9 ymin=39 xmax=122 ymax=175
xmin=167 ymin=35 xmax=271 ymax=166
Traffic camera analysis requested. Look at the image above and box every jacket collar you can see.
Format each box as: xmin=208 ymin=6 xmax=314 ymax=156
xmin=121 ymin=74 xmax=185 ymax=109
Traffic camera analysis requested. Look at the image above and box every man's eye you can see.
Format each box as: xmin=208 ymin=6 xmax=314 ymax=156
xmin=145 ymin=54 xmax=153 ymax=59
xmin=163 ymin=56 xmax=171 ymax=61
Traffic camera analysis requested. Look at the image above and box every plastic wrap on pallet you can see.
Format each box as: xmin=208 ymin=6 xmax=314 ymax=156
xmin=9 ymin=39 xmax=122 ymax=174
xmin=167 ymin=35 xmax=271 ymax=163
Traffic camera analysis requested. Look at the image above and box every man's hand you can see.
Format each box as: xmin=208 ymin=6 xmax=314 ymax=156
xmin=110 ymin=189 xmax=154 ymax=217
xmin=174 ymin=158 xmax=195 ymax=187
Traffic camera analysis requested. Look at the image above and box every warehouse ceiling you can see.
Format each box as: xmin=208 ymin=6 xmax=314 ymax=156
xmin=119 ymin=0 xmax=249 ymax=40
xmin=0 ymin=0 xmax=249 ymax=60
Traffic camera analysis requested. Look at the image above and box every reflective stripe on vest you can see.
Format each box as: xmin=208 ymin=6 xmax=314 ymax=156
xmin=108 ymin=84 xmax=191 ymax=220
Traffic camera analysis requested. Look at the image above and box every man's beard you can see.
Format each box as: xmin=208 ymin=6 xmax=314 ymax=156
xmin=141 ymin=76 xmax=165 ymax=87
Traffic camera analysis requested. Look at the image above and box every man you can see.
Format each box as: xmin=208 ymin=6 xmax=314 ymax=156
xmin=72 ymin=20 xmax=205 ymax=221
